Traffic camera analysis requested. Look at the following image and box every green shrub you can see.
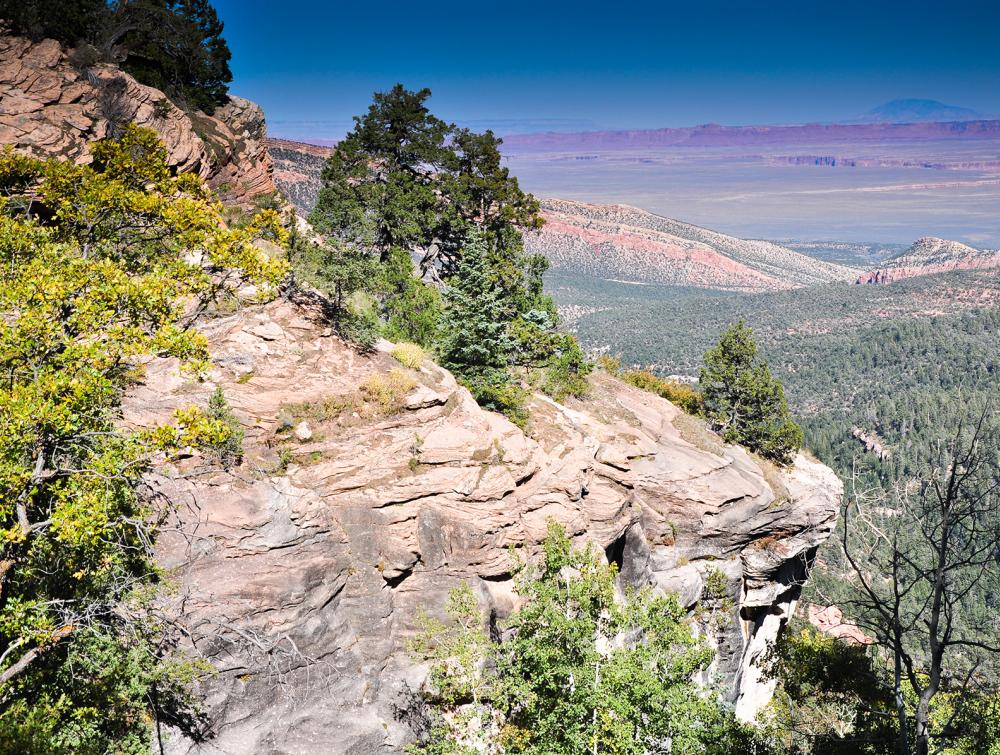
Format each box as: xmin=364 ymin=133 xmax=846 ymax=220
xmin=541 ymin=338 xmax=592 ymax=401
xmin=408 ymin=520 xmax=752 ymax=754
xmin=458 ymin=367 xmax=530 ymax=428
xmin=206 ymin=386 xmax=244 ymax=469
xmin=704 ymin=567 xmax=729 ymax=601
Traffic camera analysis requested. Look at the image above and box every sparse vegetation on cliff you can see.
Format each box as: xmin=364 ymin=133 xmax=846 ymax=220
xmin=1 ymin=0 xmax=234 ymax=114
xmin=301 ymin=85 xmax=591 ymax=423
xmin=409 ymin=521 xmax=759 ymax=754
xmin=0 ymin=126 xmax=286 ymax=749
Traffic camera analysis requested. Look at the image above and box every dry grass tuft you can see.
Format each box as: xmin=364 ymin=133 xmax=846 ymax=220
xmin=359 ymin=369 xmax=418 ymax=411
xmin=390 ymin=342 xmax=427 ymax=369
xmin=671 ymin=412 xmax=727 ymax=457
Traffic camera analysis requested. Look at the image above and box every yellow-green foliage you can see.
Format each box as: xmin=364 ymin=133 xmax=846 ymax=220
xmin=360 ymin=369 xmax=418 ymax=411
xmin=0 ymin=126 xmax=287 ymax=748
xmin=597 ymin=353 xmax=622 ymax=375
xmin=391 ymin=342 xmax=427 ymax=369
xmin=622 ymin=369 xmax=704 ymax=415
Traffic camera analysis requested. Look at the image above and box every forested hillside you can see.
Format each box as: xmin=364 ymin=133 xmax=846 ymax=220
xmin=557 ymin=270 xmax=999 ymax=485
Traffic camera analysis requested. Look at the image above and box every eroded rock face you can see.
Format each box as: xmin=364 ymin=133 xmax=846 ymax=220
xmin=0 ymin=34 xmax=275 ymax=204
xmin=123 ymin=297 xmax=841 ymax=753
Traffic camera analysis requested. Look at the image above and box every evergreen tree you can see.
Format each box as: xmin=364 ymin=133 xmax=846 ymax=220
xmin=113 ymin=0 xmax=233 ymax=113
xmin=309 ymin=85 xmax=542 ymax=278
xmin=438 ymin=232 xmax=522 ymax=417
xmin=380 ymin=248 xmax=443 ymax=348
xmin=700 ymin=320 xmax=802 ymax=464
xmin=310 ymin=85 xmax=449 ymax=260
xmin=0 ymin=0 xmax=109 ymax=43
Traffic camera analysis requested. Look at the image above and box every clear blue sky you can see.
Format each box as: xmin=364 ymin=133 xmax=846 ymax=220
xmin=211 ymin=0 xmax=1000 ymax=141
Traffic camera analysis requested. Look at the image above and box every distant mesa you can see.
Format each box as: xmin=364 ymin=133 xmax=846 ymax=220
xmin=527 ymin=198 xmax=858 ymax=293
xmin=855 ymin=98 xmax=985 ymax=124
xmin=501 ymin=118 xmax=1000 ymax=152
xmin=856 ymin=236 xmax=1000 ymax=284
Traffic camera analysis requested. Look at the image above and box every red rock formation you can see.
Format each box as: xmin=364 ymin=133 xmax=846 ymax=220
xmin=0 ymin=34 xmax=275 ymax=205
xmin=808 ymin=604 xmax=874 ymax=646
xmin=857 ymin=237 xmax=1000 ymax=284
xmin=529 ymin=199 xmax=858 ymax=292
xmin=125 ymin=296 xmax=842 ymax=751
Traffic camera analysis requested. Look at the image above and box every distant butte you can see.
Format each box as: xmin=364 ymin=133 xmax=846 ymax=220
xmin=857 ymin=237 xmax=1000 ymax=284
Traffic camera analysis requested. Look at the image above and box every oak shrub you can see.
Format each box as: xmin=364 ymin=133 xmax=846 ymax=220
xmin=0 ymin=125 xmax=286 ymax=750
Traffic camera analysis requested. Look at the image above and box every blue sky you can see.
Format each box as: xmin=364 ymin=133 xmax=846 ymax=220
xmin=211 ymin=0 xmax=1000 ymax=140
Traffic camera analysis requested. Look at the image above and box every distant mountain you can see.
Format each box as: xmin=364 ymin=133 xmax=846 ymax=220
xmin=857 ymin=237 xmax=1000 ymax=284
xmin=857 ymin=99 xmax=984 ymax=124
xmin=528 ymin=199 xmax=858 ymax=292
xmin=502 ymin=119 xmax=1000 ymax=152
xmin=267 ymin=138 xmax=333 ymax=214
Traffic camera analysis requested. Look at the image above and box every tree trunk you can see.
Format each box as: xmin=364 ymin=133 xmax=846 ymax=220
xmin=895 ymin=648 xmax=910 ymax=755
xmin=914 ymin=697 xmax=931 ymax=755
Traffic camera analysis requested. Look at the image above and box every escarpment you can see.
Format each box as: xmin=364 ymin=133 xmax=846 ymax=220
xmin=124 ymin=296 xmax=842 ymax=754
xmin=0 ymin=34 xmax=275 ymax=205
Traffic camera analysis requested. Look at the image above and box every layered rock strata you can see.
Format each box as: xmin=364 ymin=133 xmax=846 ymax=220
xmin=124 ymin=296 xmax=841 ymax=754
xmin=0 ymin=34 xmax=274 ymax=204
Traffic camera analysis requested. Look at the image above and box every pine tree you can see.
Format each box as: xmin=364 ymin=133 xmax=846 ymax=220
xmin=115 ymin=0 xmax=233 ymax=113
xmin=700 ymin=320 xmax=803 ymax=464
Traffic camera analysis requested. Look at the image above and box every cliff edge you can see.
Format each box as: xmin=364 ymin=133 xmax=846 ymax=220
xmin=124 ymin=296 xmax=842 ymax=753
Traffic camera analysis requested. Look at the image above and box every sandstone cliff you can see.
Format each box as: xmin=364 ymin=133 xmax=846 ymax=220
xmin=123 ymin=296 xmax=841 ymax=753
xmin=267 ymin=137 xmax=333 ymax=214
xmin=0 ymin=34 xmax=275 ymax=205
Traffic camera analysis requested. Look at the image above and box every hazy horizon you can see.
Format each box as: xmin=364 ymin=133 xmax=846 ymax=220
xmin=213 ymin=0 xmax=999 ymax=142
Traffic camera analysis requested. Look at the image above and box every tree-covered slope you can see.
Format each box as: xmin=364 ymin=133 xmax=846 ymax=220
xmin=553 ymin=269 xmax=1000 ymax=488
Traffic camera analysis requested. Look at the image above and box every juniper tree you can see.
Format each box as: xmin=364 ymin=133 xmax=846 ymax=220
xmin=309 ymin=84 xmax=542 ymax=279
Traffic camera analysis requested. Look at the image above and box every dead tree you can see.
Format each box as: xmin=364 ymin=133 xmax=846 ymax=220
xmin=832 ymin=408 xmax=999 ymax=755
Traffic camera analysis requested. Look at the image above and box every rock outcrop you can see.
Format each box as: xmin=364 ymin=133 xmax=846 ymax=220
xmin=856 ymin=236 xmax=1000 ymax=284
xmin=0 ymin=34 xmax=275 ymax=205
xmin=123 ymin=295 xmax=841 ymax=753
xmin=528 ymin=199 xmax=858 ymax=292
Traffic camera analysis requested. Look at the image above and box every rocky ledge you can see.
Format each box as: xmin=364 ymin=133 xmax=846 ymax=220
xmin=123 ymin=296 xmax=841 ymax=754
xmin=0 ymin=35 xmax=275 ymax=205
